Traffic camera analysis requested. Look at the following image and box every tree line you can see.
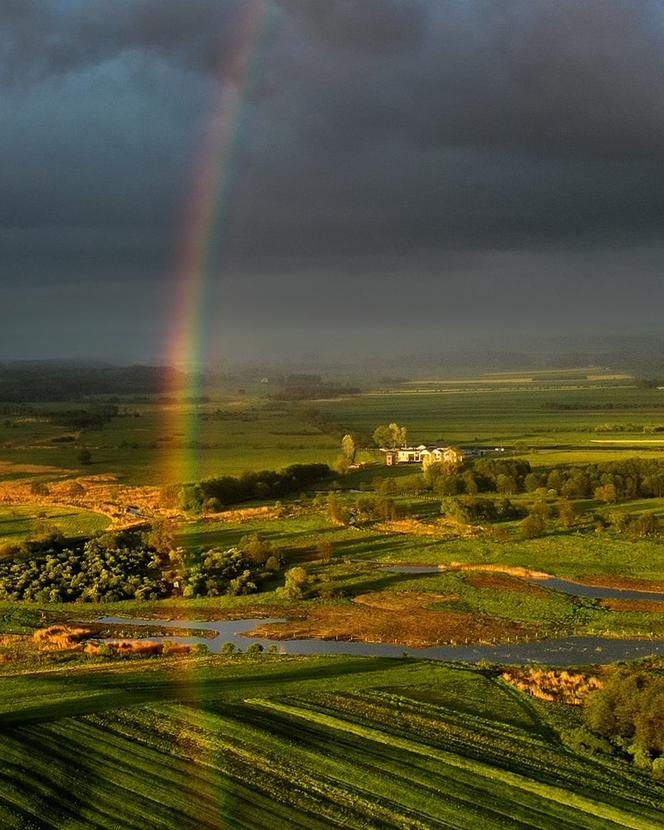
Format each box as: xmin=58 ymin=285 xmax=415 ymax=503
xmin=582 ymin=669 xmax=664 ymax=780
xmin=418 ymin=457 xmax=664 ymax=502
xmin=175 ymin=463 xmax=331 ymax=512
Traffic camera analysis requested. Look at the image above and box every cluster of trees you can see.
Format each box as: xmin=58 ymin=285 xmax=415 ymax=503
xmin=176 ymin=463 xmax=330 ymax=511
xmin=0 ymin=364 xmax=185 ymax=401
xmin=602 ymin=510 xmax=662 ymax=539
xmin=440 ymin=492 xmax=578 ymax=538
xmin=325 ymin=493 xmax=399 ymax=525
xmin=0 ymin=529 xmax=279 ymax=603
xmin=442 ymin=496 xmax=526 ymax=524
xmin=201 ymin=409 xmax=258 ymax=422
xmin=373 ymin=474 xmax=428 ymax=496
xmin=50 ymin=404 xmax=119 ymax=431
xmin=422 ymin=458 xmax=532 ymax=497
xmin=523 ymin=459 xmax=664 ymax=501
xmin=583 ymin=670 xmax=664 ymax=778
xmin=178 ymin=549 xmax=256 ymax=598
xmin=422 ymin=457 xmax=664 ymax=503
xmin=372 ymin=422 xmax=408 ymax=448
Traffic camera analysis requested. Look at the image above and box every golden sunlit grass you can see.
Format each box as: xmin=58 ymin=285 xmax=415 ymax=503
xmin=501 ymin=668 xmax=603 ymax=704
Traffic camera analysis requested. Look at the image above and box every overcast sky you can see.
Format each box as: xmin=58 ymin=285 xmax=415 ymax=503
xmin=2 ymin=0 xmax=664 ymax=364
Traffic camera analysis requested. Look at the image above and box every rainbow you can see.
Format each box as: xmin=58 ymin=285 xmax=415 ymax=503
xmin=155 ymin=4 xmax=279 ymax=817
xmin=163 ymin=0 xmax=276 ymax=486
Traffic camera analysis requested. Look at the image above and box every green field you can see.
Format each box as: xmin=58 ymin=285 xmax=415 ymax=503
xmin=316 ymin=383 xmax=664 ymax=450
xmin=2 ymin=375 xmax=664 ymax=489
xmin=1 ymin=656 xmax=663 ymax=829
xmin=0 ymin=504 xmax=109 ymax=542
xmin=0 ymin=402 xmax=339 ymax=486
xmin=1 ymin=372 xmax=664 ymax=828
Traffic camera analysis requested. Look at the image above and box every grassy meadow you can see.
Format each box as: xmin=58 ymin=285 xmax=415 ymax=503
xmin=1 ymin=368 xmax=664 ymax=827
xmin=1 ymin=368 xmax=664 ymax=491
xmin=0 ymin=504 xmax=109 ymax=542
xmin=1 ymin=655 xmax=663 ymax=829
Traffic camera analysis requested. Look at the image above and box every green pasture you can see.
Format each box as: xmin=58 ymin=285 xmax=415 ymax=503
xmin=0 ymin=402 xmax=339 ymax=485
xmin=4 ymin=381 xmax=664 ymax=487
xmin=0 ymin=656 xmax=662 ymax=829
xmin=316 ymin=385 xmax=664 ymax=448
xmin=0 ymin=504 xmax=109 ymax=542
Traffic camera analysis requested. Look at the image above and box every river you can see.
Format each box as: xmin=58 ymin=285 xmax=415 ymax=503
xmin=96 ymin=614 xmax=664 ymax=666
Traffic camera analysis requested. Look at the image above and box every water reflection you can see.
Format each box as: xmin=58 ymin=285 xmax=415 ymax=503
xmin=96 ymin=615 xmax=664 ymax=666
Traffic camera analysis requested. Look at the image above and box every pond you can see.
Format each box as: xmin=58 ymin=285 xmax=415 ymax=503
xmin=380 ymin=566 xmax=664 ymax=602
xmin=96 ymin=615 xmax=664 ymax=666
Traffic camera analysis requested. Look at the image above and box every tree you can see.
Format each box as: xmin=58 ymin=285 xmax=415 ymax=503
xmin=30 ymin=481 xmax=50 ymax=497
xmin=64 ymin=481 xmax=85 ymax=499
xmin=341 ymin=434 xmax=356 ymax=463
xmin=333 ymin=455 xmax=350 ymax=475
xmin=556 ymin=498 xmax=576 ymax=528
xmin=631 ymin=512 xmax=661 ymax=539
xmin=239 ymin=533 xmax=272 ymax=565
xmin=462 ymin=470 xmax=479 ymax=495
xmin=316 ymin=540 xmax=334 ymax=563
xmin=609 ymin=511 xmax=630 ymax=534
xmin=521 ymin=513 xmax=545 ymax=539
xmin=496 ymin=473 xmax=518 ymax=495
xmin=280 ymin=566 xmax=309 ymax=600
xmin=327 ymin=493 xmax=350 ymax=525
xmin=524 ymin=472 xmax=544 ymax=493
xmin=78 ymin=448 xmax=92 ymax=466
xmin=546 ymin=469 xmax=564 ymax=494
xmin=372 ymin=422 xmax=407 ymax=448
xmin=435 ymin=472 xmax=459 ymax=497
xmin=143 ymin=519 xmax=178 ymax=556
xmin=594 ymin=483 xmax=618 ymax=504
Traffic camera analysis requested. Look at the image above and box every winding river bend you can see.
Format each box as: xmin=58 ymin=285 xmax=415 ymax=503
xmin=97 ymin=615 xmax=664 ymax=666
xmin=381 ymin=565 xmax=664 ymax=602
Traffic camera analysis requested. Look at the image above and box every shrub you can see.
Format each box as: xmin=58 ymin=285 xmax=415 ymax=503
xmin=316 ymin=540 xmax=334 ymax=563
xmin=521 ymin=513 xmax=545 ymax=539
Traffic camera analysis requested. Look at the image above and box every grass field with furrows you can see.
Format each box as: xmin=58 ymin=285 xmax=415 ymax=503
xmin=315 ymin=385 xmax=664 ymax=449
xmin=2 ymin=373 xmax=664 ymax=829
xmin=0 ymin=657 xmax=662 ymax=829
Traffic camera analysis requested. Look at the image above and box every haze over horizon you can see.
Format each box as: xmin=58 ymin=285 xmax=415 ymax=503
xmin=3 ymin=0 xmax=664 ymax=363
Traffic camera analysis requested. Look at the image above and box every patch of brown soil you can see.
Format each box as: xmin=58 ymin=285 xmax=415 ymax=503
xmin=501 ymin=668 xmax=602 ymax=704
xmin=465 ymin=572 xmax=547 ymax=595
xmin=249 ymin=596 xmax=532 ymax=648
xmin=600 ymin=598 xmax=664 ymax=613
xmin=580 ymin=575 xmax=664 ymax=592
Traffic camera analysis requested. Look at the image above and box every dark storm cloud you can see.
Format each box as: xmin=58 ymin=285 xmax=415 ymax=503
xmin=0 ymin=0 xmax=247 ymax=82
xmin=2 ymin=1 xmax=664 ymax=359
xmin=280 ymin=0 xmax=428 ymax=54
xmin=0 ymin=0 xmax=427 ymax=85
